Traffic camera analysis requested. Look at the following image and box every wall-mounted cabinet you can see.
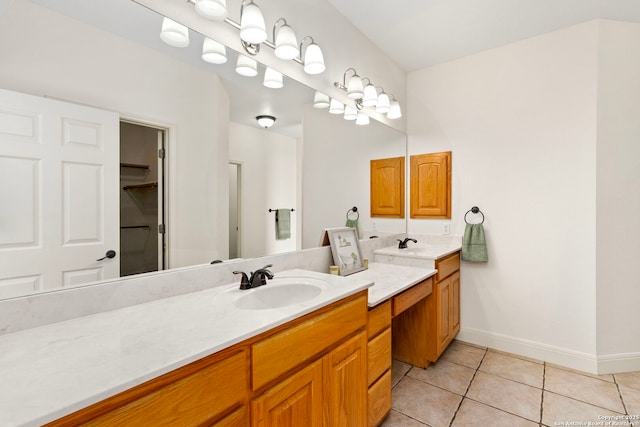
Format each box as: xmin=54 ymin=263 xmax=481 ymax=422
xmin=410 ymin=152 xmax=451 ymax=219
xmin=370 ymin=157 xmax=405 ymax=218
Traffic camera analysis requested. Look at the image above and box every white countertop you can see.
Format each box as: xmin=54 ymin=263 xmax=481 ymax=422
xmin=355 ymin=262 xmax=437 ymax=307
xmin=374 ymin=243 xmax=461 ymax=260
xmin=0 ymin=269 xmax=372 ymax=427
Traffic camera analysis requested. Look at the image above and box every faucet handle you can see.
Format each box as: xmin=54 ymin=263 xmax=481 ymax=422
xmin=233 ymin=271 xmax=251 ymax=290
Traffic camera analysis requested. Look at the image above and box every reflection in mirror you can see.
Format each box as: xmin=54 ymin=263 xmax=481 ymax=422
xmin=0 ymin=0 xmax=406 ymax=300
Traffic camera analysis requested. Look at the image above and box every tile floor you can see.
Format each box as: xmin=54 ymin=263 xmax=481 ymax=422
xmin=381 ymin=340 xmax=640 ymax=427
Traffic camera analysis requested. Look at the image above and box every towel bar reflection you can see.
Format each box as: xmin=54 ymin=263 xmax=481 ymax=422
xmin=346 ymin=206 xmax=359 ymax=220
xmin=464 ymin=206 xmax=485 ymax=224
xmin=268 ymin=208 xmax=295 ymax=212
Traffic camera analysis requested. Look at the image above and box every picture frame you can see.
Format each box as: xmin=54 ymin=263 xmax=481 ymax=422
xmin=326 ymin=227 xmax=366 ymax=276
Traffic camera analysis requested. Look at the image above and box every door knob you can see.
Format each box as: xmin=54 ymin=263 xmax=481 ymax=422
xmin=97 ymin=250 xmax=117 ymax=261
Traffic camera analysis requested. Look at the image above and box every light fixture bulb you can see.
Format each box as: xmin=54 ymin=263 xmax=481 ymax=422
xmin=387 ymin=99 xmax=402 ymax=119
xmin=355 ymin=112 xmax=370 ymax=125
xmin=274 ymin=23 xmax=298 ymax=60
xmin=194 ymin=0 xmax=228 ymax=21
xmin=240 ymin=1 xmax=267 ymax=44
xmin=263 ymin=67 xmax=284 ymax=89
xmin=362 ymin=84 xmax=378 ymax=107
xmin=236 ymin=54 xmax=258 ymax=77
xmin=376 ymin=92 xmax=391 ymax=114
xmin=303 ymin=42 xmax=325 ymax=74
xmin=202 ymin=38 xmax=227 ymax=64
xmin=346 ymin=74 xmax=364 ymax=99
xmin=313 ymin=92 xmax=330 ymax=109
xmin=256 ymin=115 xmax=276 ymax=128
xmin=160 ymin=17 xmax=190 ymax=48
xmin=344 ymin=105 xmax=357 ymax=121
xmin=328 ymin=99 xmax=344 ymax=114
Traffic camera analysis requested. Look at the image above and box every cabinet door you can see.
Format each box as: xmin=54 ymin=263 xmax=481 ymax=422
xmin=323 ymin=332 xmax=368 ymax=427
xmin=450 ymin=271 xmax=460 ymax=336
xmin=437 ymin=277 xmax=452 ymax=354
xmin=370 ymin=157 xmax=405 ymax=218
xmin=251 ymin=360 xmax=323 ymax=427
xmin=410 ymin=151 xmax=451 ymax=218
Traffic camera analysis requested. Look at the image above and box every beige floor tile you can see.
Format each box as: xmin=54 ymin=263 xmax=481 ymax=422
xmin=392 ymin=376 xmax=463 ymax=427
xmin=380 ymin=410 xmax=427 ymax=427
xmin=542 ymin=391 xmax=623 ymax=427
xmin=408 ymin=360 xmax=476 ymax=395
xmin=620 ymin=385 xmax=640 ymax=418
xmin=546 ymin=362 xmax=615 ymax=382
xmin=440 ymin=341 xmax=487 ymax=369
xmin=453 ymin=339 xmax=488 ymax=351
xmin=545 ymin=366 xmax=625 ymax=412
xmin=467 ymin=371 xmax=541 ymax=422
xmin=392 ymin=359 xmax=412 ymax=388
xmin=452 ymin=398 xmax=539 ymax=427
xmin=479 ymin=351 xmax=544 ymax=388
xmin=616 ymin=371 xmax=640 ymax=391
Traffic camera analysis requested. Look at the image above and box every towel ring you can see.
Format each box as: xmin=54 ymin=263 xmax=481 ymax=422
xmin=346 ymin=206 xmax=359 ymax=221
xmin=464 ymin=206 xmax=485 ymax=224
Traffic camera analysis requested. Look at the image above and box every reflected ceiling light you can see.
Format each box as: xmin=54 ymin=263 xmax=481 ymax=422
xmin=236 ymin=54 xmax=258 ymax=76
xmin=263 ymin=67 xmax=284 ymax=88
xmin=194 ymin=0 xmax=228 ymax=21
xmin=355 ymin=112 xmax=370 ymax=125
xmin=344 ymin=105 xmax=357 ymax=121
xmin=202 ymin=38 xmax=227 ymax=64
xmin=300 ymin=36 xmax=325 ymax=74
xmin=387 ymin=96 xmax=402 ymax=119
xmin=160 ymin=17 xmax=190 ymax=48
xmin=361 ymin=78 xmax=378 ymax=107
xmin=273 ymin=18 xmax=298 ymax=60
xmin=329 ymin=99 xmax=345 ymax=114
xmin=313 ymin=92 xmax=330 ymax=109
xmin=240 ymin=0 xmax=267 ymax=45
xmin=375 ymin=89 xmax=391 ymax=114
xmin=256 ymin=115 xmax=276 ymax=128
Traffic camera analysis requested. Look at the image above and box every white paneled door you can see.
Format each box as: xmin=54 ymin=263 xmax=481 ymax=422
xmin=0 ymin=88 xmax=119 ymax=298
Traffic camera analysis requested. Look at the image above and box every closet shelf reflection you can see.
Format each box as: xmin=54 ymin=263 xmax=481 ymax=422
xmin=123 ymin=182 xmax=158 ymax=191
xmin=120 ymin=162 xmax=150 ymax=170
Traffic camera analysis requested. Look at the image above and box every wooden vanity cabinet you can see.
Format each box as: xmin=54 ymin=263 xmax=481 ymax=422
xmin=367 ymin=300 xmax=392 ymax=427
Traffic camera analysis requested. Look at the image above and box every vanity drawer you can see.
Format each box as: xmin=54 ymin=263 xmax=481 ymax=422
xmin=435 ymin=252 xmax=460 ymax=282
xmin=368 ymin=327 xmax=391 ymax=385
xmin=368 ymin=300 xmax=391 ymax=338
xmin=392 ymin=278 xmax=433 ymax=317
xmin=252 ymin=293 xmax=367 ymax=391
xmin=367 ymin=370 xmax=392 ymax=427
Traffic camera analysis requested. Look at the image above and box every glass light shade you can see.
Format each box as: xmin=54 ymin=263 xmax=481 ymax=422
xmin=355 ymin=112 xmax=370 ymax=125
xmin=202 ymin=38 xmax=227 ymax=64
xmin=313 ymin=92 xmax=330 ymax=109
xmin=376 ymin=92 xmax=391 ymax=113
xmin=328 ymin=99 xmax=344 ymax=114
xmin=362 ymin=84 xmax=378 ymax=107
xmin=160 ymin=17 xmax=189 ymax=48
xmin=240 ymin=2 xmax=267 ymax=44
xmin=344 ymin=105 xmax=357 ymax=121
xmin=194 ymin=0 xmax=228 ymax=20
xmin=274 ymin=24 xmax=298 ymax=60
xmin=387 ymin=100 xmax=402 ymax=119
xmin=256 ymin=115 xmax=275 ymax=128
xmin=236 ymin=54 xmax=258 ymax=77
xmin=263 ymin=67 xmax=283 ymax=88
xmin=346 ymin=75 xmax=364 ymax=99
xmin=303 ymin=43 xmax=325 ymax=74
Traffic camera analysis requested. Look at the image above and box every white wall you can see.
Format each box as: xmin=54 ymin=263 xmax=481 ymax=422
xmin=229 ymin=123 xmax=298 ymax=258
xmin=595 ymin=20 xmax=640 ymax=370
xmin=0 ymin=0 xmax=230 ymax=268
xmin=408 ymin=21 xmax=601 ymax=370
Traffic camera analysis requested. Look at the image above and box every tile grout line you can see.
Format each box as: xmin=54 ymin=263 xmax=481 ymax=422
xmin=612 ymin=374 xmax=629 ymax=415
xmin=540 ymin=362 xmax=546 ymax=427
xmin=447 ymin=347 xmax=489 ymax=427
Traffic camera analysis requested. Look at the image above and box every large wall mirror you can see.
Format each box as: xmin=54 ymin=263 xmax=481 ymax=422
xmin=0 ymin=0 xmax=407 ymax=300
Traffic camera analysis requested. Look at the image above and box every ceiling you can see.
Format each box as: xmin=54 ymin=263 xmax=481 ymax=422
xmin=327 ymin=0 xmax=640 ymax=71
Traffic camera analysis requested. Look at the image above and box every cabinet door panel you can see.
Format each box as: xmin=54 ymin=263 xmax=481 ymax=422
xmin=252 ymin=360 xmax=323 ymax=427
xmin=370 ymin=157 xmax=405 ymax=218
xmin=323 ymin=332 xmax=367 ymax=427
xmin=437 ymin=278 xmax=452 ymax=353
xmin=451 ymin=271 xmax=460 ymax=335
xmin=410 ymin=152 xmax=451 ymax=218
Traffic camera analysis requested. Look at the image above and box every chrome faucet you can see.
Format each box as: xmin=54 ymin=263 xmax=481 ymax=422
xmin=397 ymin=238 xmax=417 ymax=249
xmin=234 ymin=264 xmax=274 ymax=290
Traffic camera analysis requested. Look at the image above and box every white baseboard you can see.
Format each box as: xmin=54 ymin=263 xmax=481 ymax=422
xmin=457 ymin=327 xmax=640 ymax=374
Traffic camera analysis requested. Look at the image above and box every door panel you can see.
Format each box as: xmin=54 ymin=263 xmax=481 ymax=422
xmin=0 ymin=88 xmax=119 ymax=296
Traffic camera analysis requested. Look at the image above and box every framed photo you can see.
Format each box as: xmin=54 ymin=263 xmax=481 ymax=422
xmin=327 ymin=227 xmax=366 ymax=276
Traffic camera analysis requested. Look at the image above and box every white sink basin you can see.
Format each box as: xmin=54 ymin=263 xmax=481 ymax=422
xmin=234 ymin=277 xmax=328 ymax=310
